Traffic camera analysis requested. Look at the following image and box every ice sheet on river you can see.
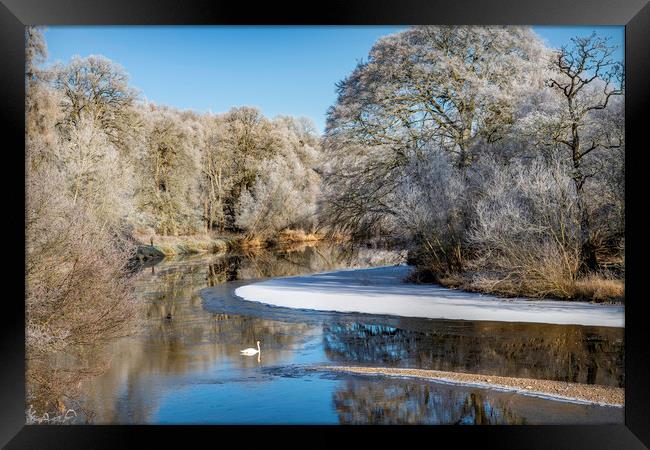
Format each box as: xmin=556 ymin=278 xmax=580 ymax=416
xmin=234 ymin=265 xmax=624 ymax=327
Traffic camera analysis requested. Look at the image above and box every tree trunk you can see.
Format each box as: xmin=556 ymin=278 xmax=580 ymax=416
xmin=571 ymin=122 xmax=598 ymax=273
xmin=575 ymin=181 xmax=598 ymax=273
xmin=204 ymin=198 xmax=210 ymax=233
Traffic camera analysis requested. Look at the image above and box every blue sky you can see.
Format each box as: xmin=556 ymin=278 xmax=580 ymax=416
xmin=42 ymin=26 xmax=624 ymax=134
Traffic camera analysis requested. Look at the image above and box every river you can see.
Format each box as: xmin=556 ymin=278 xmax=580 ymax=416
xmin=73 ymin=242 xmax=624 ymax=424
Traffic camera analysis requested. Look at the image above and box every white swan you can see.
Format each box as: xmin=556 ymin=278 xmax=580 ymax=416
xmin=240 ymin=341 xmax=261 ymax=356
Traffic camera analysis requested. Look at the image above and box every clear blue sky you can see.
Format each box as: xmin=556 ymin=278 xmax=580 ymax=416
xmin=42 ymin=26 xmax=624 ymax=134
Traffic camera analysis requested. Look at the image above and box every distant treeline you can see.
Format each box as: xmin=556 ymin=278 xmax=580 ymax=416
xmin=27 ymin=39 xmax=322 ymax=241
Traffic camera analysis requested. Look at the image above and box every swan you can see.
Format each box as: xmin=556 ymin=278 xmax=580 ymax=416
xmin=240 ymin=341 xmax=261 ymax=356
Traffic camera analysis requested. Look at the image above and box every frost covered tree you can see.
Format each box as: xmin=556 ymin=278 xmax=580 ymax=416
xmin=543 ymin=33 xmax=624 ymax=271
xmin=25 ymin=29 xmax=137 ymax=417
xmin=56 ymin=116 xmax=134 ymax=229
xmin=53 ymin=55 xmax=139 ymax=153
xmin=323 ymin=26 xmax=549 ymax=268
xmin=200 ymin=116 xmax=233 ymax=232
xmin=26 ymin=28 xmax=63 ymax=171
xmin=326 ymin=26 xmax=548 ymax=171
xmin=26 ymin=26 xmax=48 ymax=82
xmin=235 ymin=116 xmax=321 ymax=237
xmin=135 ymin=105 xmax=202 ymax=235
xmin=468 ymin=157 xmax=582 ymax=297
xmin=515 ymin=34 xmax=624 ymax=271
xmin=216 ymin=107 xmax=279 ymax=228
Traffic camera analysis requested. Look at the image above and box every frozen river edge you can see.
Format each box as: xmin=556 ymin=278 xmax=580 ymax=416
xmin=233 ymin=265 xmax=624 ymax=328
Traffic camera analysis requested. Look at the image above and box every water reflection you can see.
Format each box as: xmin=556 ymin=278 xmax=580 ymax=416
xmin=332 ymin=376 xmax=622 ymax=425
xmin=74 ymin=242 xmax=623 ymax=424
xmin=322 ymin=320 xmax=624 ymax=387
xmin=334 ymin=378 xmax=526 ymax=424
xmin=79 ymin=243 xmax=403 ymax=422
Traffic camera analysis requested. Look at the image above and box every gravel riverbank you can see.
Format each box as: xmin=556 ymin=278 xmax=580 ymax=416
xmin=312 ymin=365 xmax=624 ymax=407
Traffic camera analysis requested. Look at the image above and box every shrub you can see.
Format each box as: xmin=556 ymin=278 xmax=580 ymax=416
xmin=26 ymin=169 xmax=137 ymax=416
xmin=574 ymin=275 xmax=624 ymax=302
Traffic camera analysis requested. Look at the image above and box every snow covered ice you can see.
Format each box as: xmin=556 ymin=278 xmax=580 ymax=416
xmin=234 ymin=266 xmax=624 ymax=327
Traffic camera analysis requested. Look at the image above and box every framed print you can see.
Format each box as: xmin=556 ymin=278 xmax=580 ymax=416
xmin=2 ymin=0 xmax=649 ymax=447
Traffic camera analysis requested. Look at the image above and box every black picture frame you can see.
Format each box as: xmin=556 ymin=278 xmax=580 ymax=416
xmin=2 ymin=0 xmax=648 ymax=447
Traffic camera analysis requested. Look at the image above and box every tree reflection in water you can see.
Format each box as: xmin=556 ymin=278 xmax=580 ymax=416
xmin=66 ymin=242 xmax=623 ymax=424
xmin=331 ymin=376 xmax=621 ymax=424
xmin=76 ymin=242 xmax=404 ymax=422
xmin=323 ymin=320 xmax=624 ymax=387
xmin=333 ymin=379 xmax=525 ymax=424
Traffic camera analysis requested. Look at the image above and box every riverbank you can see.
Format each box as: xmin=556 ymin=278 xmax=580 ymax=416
xmin=406 ymin=257 xmax=625 ymax=303
xmin=233 ymin=265 xmax=624 ymax=327
xmin=410 ymin=269 xmax=625 ymax=304
xmin=312 ymin=366 xmax=624 ymax=407
xmin=135 ymin=235 xmax=234 ymax=259
xmin=133 ymin=229 xmax=340 ymax=260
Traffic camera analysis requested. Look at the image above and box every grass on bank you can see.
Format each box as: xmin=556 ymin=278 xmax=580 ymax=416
xmin=407 ymin=267 xmax=624 ymax=303
xmin=134 ymin=234 xmax=233 ymax=259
